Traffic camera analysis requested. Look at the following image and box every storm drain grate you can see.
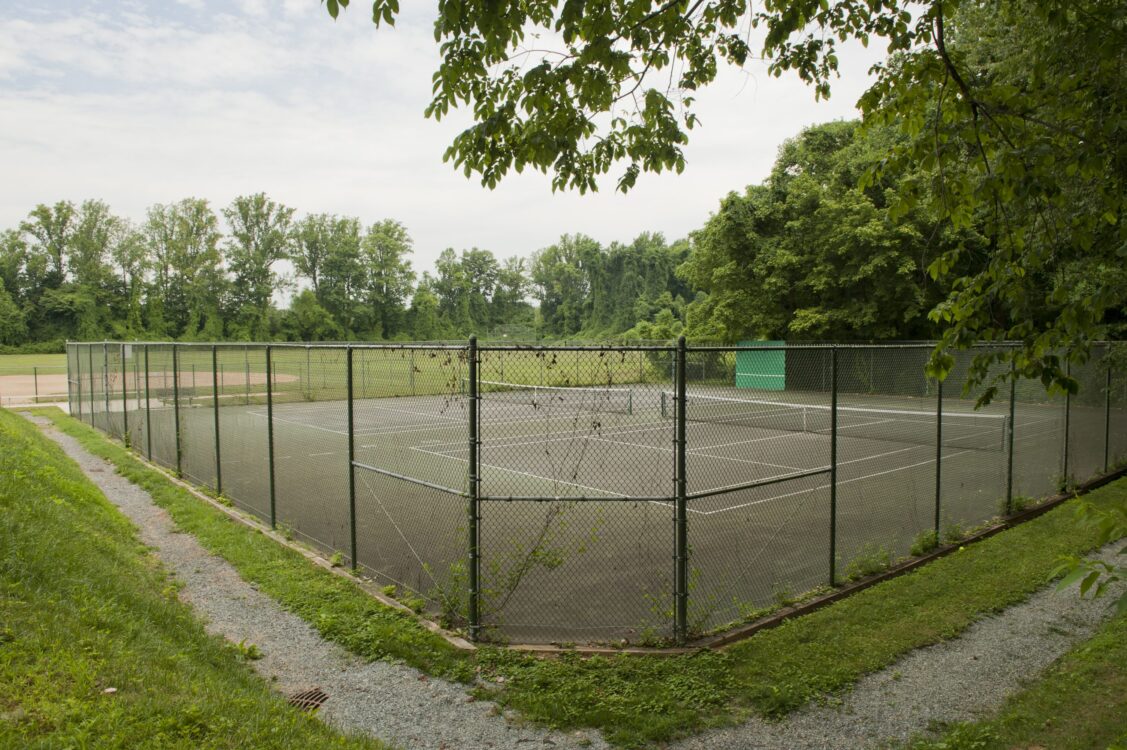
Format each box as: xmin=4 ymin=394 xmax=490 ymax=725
xmin=289 ymin=687 xmax=329 ymax=712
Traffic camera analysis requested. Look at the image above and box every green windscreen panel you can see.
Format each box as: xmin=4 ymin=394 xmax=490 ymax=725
xmin=735 ymin=340 xmax=786 ymax=390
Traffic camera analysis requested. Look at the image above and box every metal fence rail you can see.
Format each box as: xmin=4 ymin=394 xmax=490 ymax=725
xmin=66 ymin=339 xmax=1127 ymax=645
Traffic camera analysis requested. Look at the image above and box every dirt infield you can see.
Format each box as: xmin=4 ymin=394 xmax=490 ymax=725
xmin=1 ymin=370 xmax=296 ymax=405
xmin=0 ymin=373 xmax=68 ymax=403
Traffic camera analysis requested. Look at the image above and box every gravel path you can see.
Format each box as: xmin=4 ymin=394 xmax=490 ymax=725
xmin=31 ymin=413 xmax=1123 ymax=750
xmin=671 ymin=545 xmax=1124 ymax=750
xmin=31 ymin=415 xmax=606 ymax=750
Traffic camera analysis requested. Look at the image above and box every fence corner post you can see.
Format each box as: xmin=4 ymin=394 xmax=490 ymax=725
xmin=266 ymin=344 xmax=277 ymax=529
xmin=212 ymin=344 xmax=222 ymax=497
xmin=674 ymin=335 xmax=689 ymax=644
xmin=1104 ymin=362 xmax=1112 ymax=474
xmin=347 ymin=346 xmax=358 ymax=572
xmin=829 ymin=346 xmax=838 ymax=587
xmin=1005 ymin=358 xmax=1016 ymax=514
xmin=467 ymin=336 xmax=481 ymax=641
xmin=144 ymin=344 xmax=152 ymax=460
xmin=172 ymin=343 xmax=182 ymax=477
xmin=934 ymin=376 xmax=944 ymax=539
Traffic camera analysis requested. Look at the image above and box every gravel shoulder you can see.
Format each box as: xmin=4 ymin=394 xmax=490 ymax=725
xmin=29 ymin=412 xmax=1123 ymax=750
xmin=29 ymin=414 xmax=606 ymax=750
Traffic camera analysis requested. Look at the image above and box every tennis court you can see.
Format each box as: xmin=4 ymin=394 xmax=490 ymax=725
xmin=67 ymin=341 xmax=1127 ymax=644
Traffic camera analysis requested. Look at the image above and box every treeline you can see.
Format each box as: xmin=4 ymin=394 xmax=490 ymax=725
xmin=1 ymin=120 xmax=972 ymax=347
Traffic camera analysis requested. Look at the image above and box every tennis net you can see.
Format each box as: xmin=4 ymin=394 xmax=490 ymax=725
xmin=471 ymin=379 xmax=635 ymax=415
xmin=662 ymin=392 xmax=1008 ymax=451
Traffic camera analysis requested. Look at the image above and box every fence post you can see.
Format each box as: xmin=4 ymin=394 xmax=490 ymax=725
xmin=172 ymin=344 xmax=182 ymax=477
xmin=144 ymin=345 xmax=152 ymax=460
xmin=306 ymin=346 xmax=312 ymax=400
xmin=674 ymin=335 xmax=689 ymax=644
xmin=103 ymin=342 xmax=111 ymax=428
xmin=467 ymin=336 xmax=481 ymax=641
xmin=75 ymin=347 xmax=83 ymax=420
xmin=244 ymin=346 xmax=251 ymax=406
xmin=33 ymin=366 xmax=38 ymax=403
xmin=121 ymin=343 xmax=128 ymax=442
xmin=934 ymin=377 xmax=943 ymax=539
xmin=829 ymin=346 xmax=838 ymax=586
xmin=410 ymin=349 xmax=416 ymax=395
xmin=1063 ymin=359 xmax=1071 ymax=487
xmin=347 ymin=346 xmax=358 ymax=571
xmin=266 ymin=345 xmax=277 ymax=529
xmin=1006 ymin=360 xmax=1016 ymax=514
xmin=88 ymin=344 xmax=95 ymax=425
xmin=1105 ymin=364 xmax=1112 ymax=474
xmin=212 ymin=345 xmax=222 ymax=497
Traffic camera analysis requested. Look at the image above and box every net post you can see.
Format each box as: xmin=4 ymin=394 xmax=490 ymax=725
xmin=144 ymin=345 xmax=152 ymax=460
xmin=829 ymin=346 xmax=838 ymax=587
xmin=410 ymin=349 xmax=416 ymax=395
xmin=172 ymin=344 xmax=182 ymax=477
xmin=467 ymin=336 xmax=481 ymax=642
xmin=1105 ymin=361 xmax=1112 ymax=474
xmin=347 ymin=346 xmax=358 ymax=572
xmin=212 ymin=345 xmax=222 ymax=497
xmin=1063 ymin=359 xmax=1071 ymax=487
xmin=266 ymin=345 xmax=277 ymax=529
xmin=934 ymin=377 xmax=943 ymax=539
xmin=1006 ymin=358 xmax=1016 ymax=514
xmin=121 ymin=344 xmax=128 ymax=442
xmin=674 ymin=335 xmax=689 ymax=644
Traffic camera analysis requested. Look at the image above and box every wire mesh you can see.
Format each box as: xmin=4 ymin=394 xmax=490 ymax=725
xmin=1110 ymin=351 xmax=1127 ymax=471
xmin=821 ymin=348 xmax=932 ymax=573
xmin=146 ymin=344 xmax=178 ymax=472
xmin=1067 ymin=349 xmax=1110 ymax=486
xmin=64 ymin=339 xmax=1127 ymax=646
xmin=936 ymin=349 xmax=1010 ymax=534
xmin=174 ymin=346 xmax=218 ymax=491
xmin=214 ymin=345 xmax=273 ymax=521
xmin=268 ymin=345 xmax=351 ymax=556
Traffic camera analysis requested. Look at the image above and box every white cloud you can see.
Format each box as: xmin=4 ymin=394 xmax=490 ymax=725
xmin=0 ymin=2 xmax=883 ymax=273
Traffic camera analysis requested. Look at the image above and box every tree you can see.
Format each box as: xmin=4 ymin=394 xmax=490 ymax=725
xmin=529 ymin=235 xmax=598 ymax=337
xmin=326 ymin=0 xmax=1126 ymax=392
xmin=224 ymin=193 xmax=295 ymax=340
xmin=361 ymin=219 xmax=415 ymax=338
xmin=0 ymin=278 xmax=26 ymax=345
xmin=144 ymin=199 xmax=226 ymax=339
xmin=281 ymin=289 xmax=343 ymax=341
xmin=680 ymin=120 xmax=956 ymax=342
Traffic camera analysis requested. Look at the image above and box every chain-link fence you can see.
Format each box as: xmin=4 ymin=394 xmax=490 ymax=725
xmin=66 ymin=339 xmax=1127 ymax=645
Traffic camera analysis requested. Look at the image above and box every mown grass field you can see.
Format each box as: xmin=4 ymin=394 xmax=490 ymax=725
xmin=0 ymin=407 xmax=383 ymax=749
xmin=0 ymin=353 xmax=66 ymax=375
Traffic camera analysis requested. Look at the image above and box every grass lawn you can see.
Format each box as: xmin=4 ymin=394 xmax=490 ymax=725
xmin=0 ymin=408 xmax=383 ymax=749
xmin=33 ymin=406 xmax=1127 ymax=749
xmin=0 ymin=353 xmax=66 ymax=374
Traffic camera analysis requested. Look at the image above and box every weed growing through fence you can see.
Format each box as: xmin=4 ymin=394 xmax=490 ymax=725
xmin=910 ymin=530 xmax=940 ymax=556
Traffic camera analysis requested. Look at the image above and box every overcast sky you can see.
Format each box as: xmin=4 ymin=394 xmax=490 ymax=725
xmin=0 ymin=0 xmax=885 ymax=274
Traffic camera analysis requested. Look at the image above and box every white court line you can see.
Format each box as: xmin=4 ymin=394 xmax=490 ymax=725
xmin=693 ymin=418 xmax=1071 ymax=516
xmin=407 ymin=445 xmax=677 ymax=506
xmin=416 ymin=420 xmax=671 ymax=450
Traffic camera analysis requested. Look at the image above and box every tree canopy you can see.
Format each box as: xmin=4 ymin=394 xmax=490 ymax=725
xmin=325 ymin=0 xmax=1126 ymax=394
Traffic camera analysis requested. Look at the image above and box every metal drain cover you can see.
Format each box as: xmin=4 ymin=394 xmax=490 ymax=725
xmin=289 ymin=687 xmax=329 ymax=711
